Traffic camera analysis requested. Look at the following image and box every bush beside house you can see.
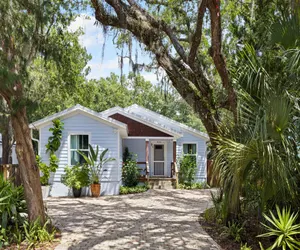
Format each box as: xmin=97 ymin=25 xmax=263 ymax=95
xmin=120 ymin=147 xmax=148 ymax=194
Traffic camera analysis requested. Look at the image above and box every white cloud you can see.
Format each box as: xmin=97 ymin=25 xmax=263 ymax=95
xmin=69 ymin=15 xmax=103 ymax=49
xmin=85 ymin=57 xmax=130 ymax=79
xmin=141 ymin=72 xmax=159 ymax=83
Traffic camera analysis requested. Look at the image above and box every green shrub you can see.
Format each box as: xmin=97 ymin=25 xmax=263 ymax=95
xmin=178 ymin=182 xmax=208 ymax=189
xmin=61 ymin=164 xmax=90 ymax=189
xmin=123 ymin=147 xmax=132 ymax=162
xmin=0 ymin=175 xmax=27 ymax=248
xmin=258 ymin=205 xmax=300 ymax=250
xmin=37 ymin=154 xmax=59 ymax=186
xmin=221 ymin=221 xmax=245 ymax=243
xmin=119 ymin=185 xmax=149 ymax=195
xmin=211 ymin=190 xmax=226 ymax=223
xmin=23 ymin=218 xmax=56 ymax=249
xmin=37 ymin=119 xmax=64 ymax=185
xmin=203 ymin=207 xmax=216 ymax=223
xmin=178 ymin=155 xmax=197 ymax=186
xmin=122 ymin=158 xmax=140 ymax=187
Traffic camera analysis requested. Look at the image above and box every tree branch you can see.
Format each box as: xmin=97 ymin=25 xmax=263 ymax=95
xmin=188 ymin=0 xmax=207 ymax=66
xmin=91 ymin=0 xmax=123 ymax=28
xmin=207 ymin=0 xmax=237 ymax=116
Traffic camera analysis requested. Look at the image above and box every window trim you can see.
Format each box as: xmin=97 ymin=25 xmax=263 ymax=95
xmin=68 ymin=132 xmax=91 ymax=166
xmin=182 ymin=142 xmax=198 ymax=157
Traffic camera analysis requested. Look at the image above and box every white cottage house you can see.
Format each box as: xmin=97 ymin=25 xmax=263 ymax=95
xmin=29 ymin=104 xmax=209 ymax=196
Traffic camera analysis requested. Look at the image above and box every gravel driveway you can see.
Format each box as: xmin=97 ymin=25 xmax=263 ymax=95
xmin=47 ymin=189 xmax=220 ymax=250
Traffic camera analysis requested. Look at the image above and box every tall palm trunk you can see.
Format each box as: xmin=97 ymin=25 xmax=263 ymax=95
xmin=10 ymin=106 xmax=45 ymax=224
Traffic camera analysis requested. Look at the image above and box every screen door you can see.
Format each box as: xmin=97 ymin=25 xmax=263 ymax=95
xmin=153 ymin=144 xmax=165 ymax=175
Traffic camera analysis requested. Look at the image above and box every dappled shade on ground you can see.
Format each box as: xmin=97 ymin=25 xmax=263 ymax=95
xmin=47 ymin=189 xmax=220 ymax=250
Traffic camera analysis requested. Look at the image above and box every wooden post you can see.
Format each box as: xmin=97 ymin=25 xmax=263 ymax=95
xmin=173 ymin=140 xmax=176 ymax=163
xmin=145 ymin=139 xmax=149 ymax=180
xmin=145 ymin=140 xmax=149 ymax=163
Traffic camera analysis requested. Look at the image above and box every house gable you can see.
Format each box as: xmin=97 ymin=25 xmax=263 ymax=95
xmin=110 ymin=113 xmax=173 ymax=137
xmin=125 ymin=104 xmax=209 ymax=141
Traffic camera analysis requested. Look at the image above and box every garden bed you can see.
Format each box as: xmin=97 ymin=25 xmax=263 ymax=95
xmin=178 ymin=182 xmax=209 ymax=190
xmin=4 ymin=230 xmax=61 ymax=250
xmin=199 ymin=210 xmax=271 ymax=250
xmin=119 ymin=185 xmax=149 ymax=195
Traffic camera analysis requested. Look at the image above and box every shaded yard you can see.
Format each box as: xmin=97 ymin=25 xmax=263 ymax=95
xmin=47 ymin=189 xmax=220 ymax=250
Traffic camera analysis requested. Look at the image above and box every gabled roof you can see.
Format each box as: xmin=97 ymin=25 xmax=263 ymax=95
xmin=29 ymin=105 xmax=128 ymax=135
xmin=125 ymin=104 xmax=209 ymax=141
xmin=102 ymin=106 xmax=183 ymax=138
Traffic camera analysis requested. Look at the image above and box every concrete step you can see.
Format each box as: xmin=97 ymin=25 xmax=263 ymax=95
xmin=148 ymin=178 xmax=175 ymax=189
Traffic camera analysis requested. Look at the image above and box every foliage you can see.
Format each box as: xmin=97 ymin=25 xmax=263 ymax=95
xmin=37 ymin=119 xmax=64 ymax=185
xmin=122 ymin=156 xmax=140 ymax=187
xmin=23 ymin=218 xmax=56 ymax=249
xmin=89 ymin=0 xmax=235 ymax=144
xmin=240 ymin=243 xmax=252 ymax=250
xmin=212 ymin=43 xmax=300 ymax=221
xmin=210 ymin=190 xmax=225 ymax=224
xmin=203 ymin=208 xmax=217 ymax=224
xmin=178 ymin=155 xmax=197 ymax=187
xmin=258 ymin=206 xmax=300 ymax=250
xmin=36 ymin=155 xmax=59 ymax=186
xmin=45 ymin=119 xmax=64 ymax=154
xmin=61 ymin=165 xmax=90 ymax=189
xmin=123 ymin=147 xmax=132 ymax=163
xmin=178 ymin=182 xmax=208 ymax=190
xmin=0 ymin=175 xmax=27 ymax=247
xmin=79 ymin=144 xmax=115 ymax=184
xmin=221 ymin=221 xmax=245 ymax=243
xmin=119 ymin=185 xmax=149 ymax=195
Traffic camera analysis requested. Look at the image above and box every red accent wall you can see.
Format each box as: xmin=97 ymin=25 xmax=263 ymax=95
xmin=110 ymin=113 xmax=172 ymax=137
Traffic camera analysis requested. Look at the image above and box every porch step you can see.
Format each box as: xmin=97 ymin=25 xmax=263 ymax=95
xmin=148 ymin=178 xmax=175 ymax=189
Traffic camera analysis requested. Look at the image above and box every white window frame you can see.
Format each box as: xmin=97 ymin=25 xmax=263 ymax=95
xmin=182 ymin=142 xmax=198 ymax=158
xmin=68 ymin=132 xmax=91 ymax=166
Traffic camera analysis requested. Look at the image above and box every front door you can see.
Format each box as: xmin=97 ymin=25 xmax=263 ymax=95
xmin=152 ymin=143 xmax=166 ymax=176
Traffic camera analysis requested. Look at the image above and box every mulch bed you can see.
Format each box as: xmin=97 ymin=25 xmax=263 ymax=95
xmin=199 ymin=214 xmax=270 ymax=250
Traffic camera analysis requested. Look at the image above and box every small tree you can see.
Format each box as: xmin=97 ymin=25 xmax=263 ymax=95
xmin=122 ymin=152 xmax=139 ymax=187
xmin=178 ymin=155 xmax=197 ymax=187
xmin=123 ymin=147 xmax=132 ymax=162
xmin=37 ymin=119 xmax=63 ymax=186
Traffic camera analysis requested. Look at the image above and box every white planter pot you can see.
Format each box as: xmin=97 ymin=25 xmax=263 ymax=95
xmin=41 ymin=185 xmax=50 ymax=199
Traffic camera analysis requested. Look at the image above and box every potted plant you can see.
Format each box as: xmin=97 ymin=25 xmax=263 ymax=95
xmin=36 ymin=155 xmax=59 ymax=199
xmin=61 ymin=164 xmax=90 ymax=197
xmin=79 ymin=145 xmax=115 ymax=197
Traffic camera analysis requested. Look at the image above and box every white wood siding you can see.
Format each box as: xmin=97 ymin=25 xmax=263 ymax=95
xmin=39 ymin=113 xmax=120 ymax=196
xmin=123 ymin=139 xmax=146 ymax=162
xmin=177 ymin=131 xmax=207 ymax=182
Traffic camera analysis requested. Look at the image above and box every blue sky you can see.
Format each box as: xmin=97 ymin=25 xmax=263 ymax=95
xmin=69 ymin=14 xmax=158 ymax=83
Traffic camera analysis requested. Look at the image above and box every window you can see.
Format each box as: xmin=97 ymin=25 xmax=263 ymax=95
xmin=70 ymin=135 xmax=89 ymax=165
xmin=183 ymin=143 xmax=197 ymax=163
xmin=183 ymin=143 xmax=197 ymax=155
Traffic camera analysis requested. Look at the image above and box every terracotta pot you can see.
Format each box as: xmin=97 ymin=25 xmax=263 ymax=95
xmin=90 ymin=183 xmax=101 ymax=197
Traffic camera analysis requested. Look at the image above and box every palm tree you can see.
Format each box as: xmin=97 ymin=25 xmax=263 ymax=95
xmin=212 ymin=45 xmax=300 ymax=221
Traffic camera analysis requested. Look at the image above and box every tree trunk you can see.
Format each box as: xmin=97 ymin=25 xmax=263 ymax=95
xmin=10 ymin=106 xmax=45 ymax=224
xmin=1 ymin=118 xmax=13 ymax=164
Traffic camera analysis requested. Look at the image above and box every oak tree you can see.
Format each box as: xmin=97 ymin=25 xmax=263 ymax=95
xmin=89 ymin=0 xmax=237 ymax=141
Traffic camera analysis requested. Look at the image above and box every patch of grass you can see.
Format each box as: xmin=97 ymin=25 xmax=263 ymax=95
xmin=119 ymin=185 xmax=149 ymax=195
